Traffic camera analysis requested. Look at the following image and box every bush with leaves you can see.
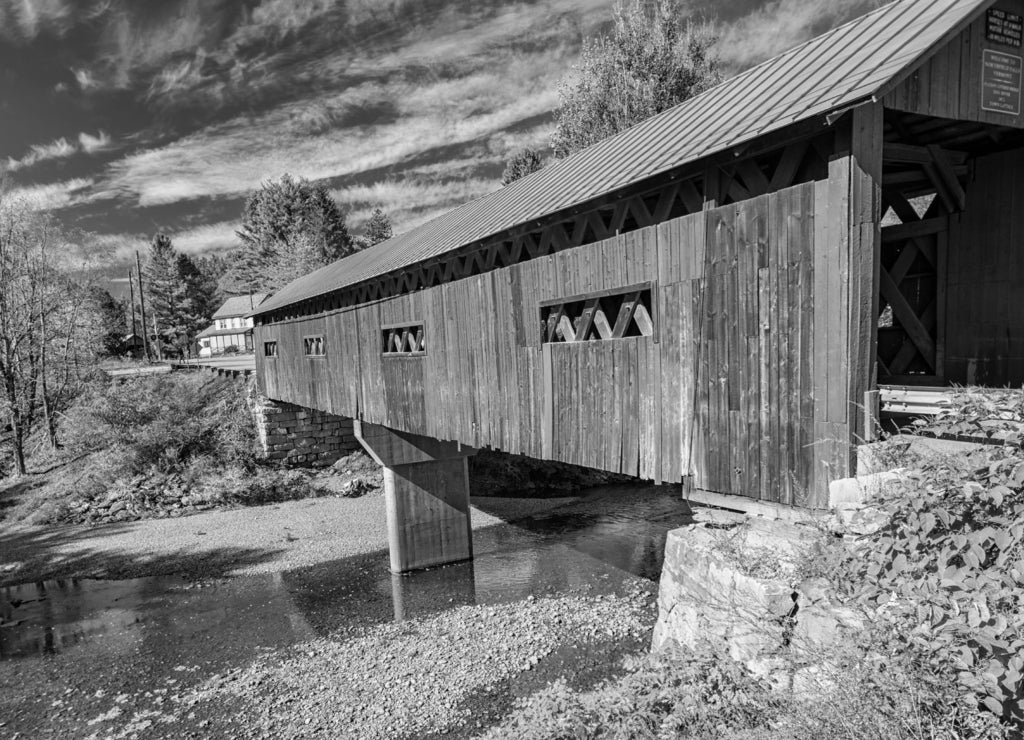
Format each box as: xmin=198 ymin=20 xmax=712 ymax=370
xmin=361 ymin=207 xmax=393 ymax=247
xmin=831 ymin=445 xmax=1024 ymax=726
xmin=502 ymin=148 xmax=545 ymax=185
xmin=485 ymin=624 xmax=1006 ymax=740
xmin=768 ymin=630 xmax=1008 ymax=740
xmin=483 ymin=645 xmax=780 ymax=740
xmin=916 ymin=386 xmax=1024 ymax=445
xmin=64 ymin=373 xmax=257 ymax=477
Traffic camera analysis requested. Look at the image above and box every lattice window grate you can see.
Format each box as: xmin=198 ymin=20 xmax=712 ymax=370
xmin=303 ymin=336 xmax=325 ymax=356
xmin=540 ymin=285 xmax=654 ymax=344
xmin=382 ymin=322 xmax=426 ymax=356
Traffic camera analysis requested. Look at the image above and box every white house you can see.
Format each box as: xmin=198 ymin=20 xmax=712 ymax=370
xmin=196 ymin=294 xmax=269 ymax=357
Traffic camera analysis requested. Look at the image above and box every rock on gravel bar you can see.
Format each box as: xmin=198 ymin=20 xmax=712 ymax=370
xmin=186 ymin=589 xmax=655 ymax=739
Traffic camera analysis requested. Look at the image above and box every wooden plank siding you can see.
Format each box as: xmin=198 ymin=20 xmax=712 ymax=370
xmin=945 ymin=147 xmax=1024 ymax=386
xmin=884 ymin=0 xmax=1024 ymax=130
xmin=255 ymin=169 xmax=874 ymax=508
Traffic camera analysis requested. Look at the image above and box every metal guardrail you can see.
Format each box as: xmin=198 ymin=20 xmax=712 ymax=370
xmin=878 ymin=385 xmax=954 ymax=416
xmin=863 ymin=385 xmax=954 ymax=442
xmin=171 ymin=362 xmax=254 ymax=379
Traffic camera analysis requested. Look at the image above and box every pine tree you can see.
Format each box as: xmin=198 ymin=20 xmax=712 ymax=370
xmin=88 ymin=287 xmax=126 ymax=357
xmin=228 ymin=174 xmax=353 ymax=292
xmin=143 ymin=234 xmax=197 ymax=358
xmin=551 ymin=0 xmax=721 ymax=158
xmin=176 ymin=253 xmax=218 ymax=340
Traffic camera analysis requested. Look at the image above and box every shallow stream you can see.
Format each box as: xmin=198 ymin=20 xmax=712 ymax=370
xmin=0 ymin=485 xmax=692 ymax=737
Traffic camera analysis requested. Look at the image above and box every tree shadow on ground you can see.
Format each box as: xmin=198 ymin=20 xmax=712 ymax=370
xmin=0 ymin=477 xmax=47 ymax=523
xmin=0 ymin=521 xmax=285 ymax=588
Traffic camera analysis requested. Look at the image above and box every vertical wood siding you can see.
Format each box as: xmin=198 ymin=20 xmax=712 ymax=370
xmin=255 ymin=173 xmax=870 ymax=509
xmin=946 ymin=147 xmax=1024 ymax=386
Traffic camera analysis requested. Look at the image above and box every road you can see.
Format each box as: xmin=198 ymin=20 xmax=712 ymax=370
xmin=105 ymin=355 xmax=257 ymax=379
xmin=174 ymin=354 xmax=258 ymax=375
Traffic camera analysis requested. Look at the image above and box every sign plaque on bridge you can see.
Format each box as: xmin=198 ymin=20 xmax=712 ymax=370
xmin=982 ymin=49 xmax=1023 ymax=116
xmin=987 ymin=9 xmax=1023 ymax=47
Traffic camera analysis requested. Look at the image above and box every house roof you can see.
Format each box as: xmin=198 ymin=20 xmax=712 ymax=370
xmin=254 ymin=0 xmax=993 ymax=318
xmin=213 ymin=294 xmax=269 ymax=319
xmin=196 ymin=325 xmax=255 ymax=340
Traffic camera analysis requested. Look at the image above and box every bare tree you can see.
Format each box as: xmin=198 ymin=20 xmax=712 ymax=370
xmin=0 ymin=192 xmax=105 ymax=472
xmin=0 ymin=195 xmax=47 ymax=474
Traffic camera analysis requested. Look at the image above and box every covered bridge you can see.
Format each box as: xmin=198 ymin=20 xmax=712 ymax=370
xmin=252 ymin=0 xmax=1024 ymax=571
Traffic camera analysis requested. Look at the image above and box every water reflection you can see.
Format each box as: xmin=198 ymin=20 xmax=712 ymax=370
xmin=0 ymin=485 xmax=692 ymax=660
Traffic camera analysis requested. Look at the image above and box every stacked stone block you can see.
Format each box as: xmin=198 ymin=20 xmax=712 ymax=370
xmin=252 ymin=399 xmax=360 ymax=467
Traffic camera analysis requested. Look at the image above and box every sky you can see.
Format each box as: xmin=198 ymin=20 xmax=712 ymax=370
xmin=0 ymin=0 xmax=884 ymax=288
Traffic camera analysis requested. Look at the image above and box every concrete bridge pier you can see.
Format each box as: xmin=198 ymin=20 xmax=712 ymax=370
xmin=354 ymin=421 xmax=476 ymax=573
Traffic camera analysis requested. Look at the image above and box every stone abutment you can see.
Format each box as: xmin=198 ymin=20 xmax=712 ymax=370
xmin=250 ymin=395 xmax=360 ymax=467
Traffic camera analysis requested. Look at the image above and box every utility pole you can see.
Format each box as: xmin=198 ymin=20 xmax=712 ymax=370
xmin=152 ymin=313 xmax=163 ymax=361
xmin=127 ymin=269 xmax=138 ymax=343
xmin=135 ymin=251 xmax=151 ymax=362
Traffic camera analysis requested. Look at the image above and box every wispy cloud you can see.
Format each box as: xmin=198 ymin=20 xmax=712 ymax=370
xmin=335 ymin=176 xmax=499 ymax=235
xmin=0 ymin=0 xmax=75 ymax=42
xmin=5 ymin=137 xmax=76 ymax=171
xmin=714 ymin=0 xmax=886 ymax=69
xmin=93 ymin=48 xmax=563 ymax=208
xmin=5 ymin=130 xmax=114 ymax=171
xmin=78 ymin=130 xmax=112 ymax=154
xmin=72 ymin=67 xmax=99 ymax=91
xmin=85 ymin=231 xmax=149 ymax=262
xmin=8 ymin=177 xmax=94 ymax=211
xmin=170 ymin=221 xmax=240 ymax=255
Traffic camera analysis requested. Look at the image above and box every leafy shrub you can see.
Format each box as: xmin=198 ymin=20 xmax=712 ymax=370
xmin=764 ymin=624 xmax=1009 ymax=740
xmin=485 ymin=633 xmax=1006 ymax=740
xmin=483 ymin=645 xmax=780 ymax=740
xmin=833 ymin=446 xmax=1024 ymax=726
xmin=63 ymin=373 xmax=257 ymax=476
xmin=916 ymin=387 xmax=1024 ymax=445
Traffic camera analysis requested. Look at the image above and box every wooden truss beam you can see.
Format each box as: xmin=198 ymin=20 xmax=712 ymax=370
xmin=261 ymin=118 xmax=847 ymax=324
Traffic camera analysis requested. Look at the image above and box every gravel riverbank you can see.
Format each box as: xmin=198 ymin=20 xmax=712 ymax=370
xmin=183 ymin=589 xmax=656 ymax=739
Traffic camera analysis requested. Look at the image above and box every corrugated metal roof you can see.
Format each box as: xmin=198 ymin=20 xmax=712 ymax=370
xmin=255 ymin=0 xmax=992 ymax=317
xmin=214 ymin=293 xmax=269 ymax=319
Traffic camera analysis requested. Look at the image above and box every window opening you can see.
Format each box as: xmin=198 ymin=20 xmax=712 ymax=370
xmin=264 ymin=341 xmax=278 ymax=358
xmin=303 ymin=336 xmax=325 ymax=356
xmin=540 ymin=285 xmax=654 ymax=344
xmin=382 ymin=322 xmax=426 ymax=355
